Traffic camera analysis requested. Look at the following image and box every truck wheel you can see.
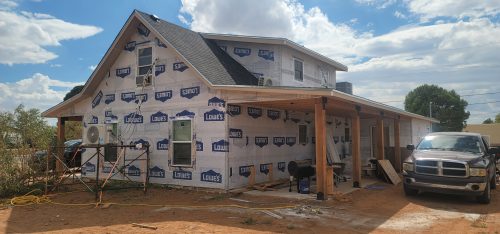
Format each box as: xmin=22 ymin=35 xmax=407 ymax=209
xmin=477 ymin=181 xmax=491 ymax=204
xmin=491 ymin=175 xmax=497 ymax=190
xmin=404 ymin=184 xmax=418 ymax=196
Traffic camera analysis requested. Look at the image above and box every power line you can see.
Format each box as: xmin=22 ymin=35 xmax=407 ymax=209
xmin=468 ymin=100 xmax=500 ymax=105
xmin=461 ymin=91 xmax=500 ymax=97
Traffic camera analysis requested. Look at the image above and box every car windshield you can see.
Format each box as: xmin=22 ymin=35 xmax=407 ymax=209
xmin=416 ymin=135 xmax=483 ymax=154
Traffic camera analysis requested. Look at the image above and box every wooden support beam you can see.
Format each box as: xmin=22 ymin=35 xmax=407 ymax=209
xmin=352 ymin=113 xmax=362 ymax=187
xmin=376 ymin=117 xmax=385 ymax=160
xmin=56 ymin=117 xmax=66 ymax=175
xmin=394 ymin=118 xmax=401 ymax=172
xmin=315 ymin=97 xmax=328 ymax=200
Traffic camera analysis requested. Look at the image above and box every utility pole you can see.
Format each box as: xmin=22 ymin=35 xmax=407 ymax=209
xmin=429 ymin=101 xmax=433 ymax=132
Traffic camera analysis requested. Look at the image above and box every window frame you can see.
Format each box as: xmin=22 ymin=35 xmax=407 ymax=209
xmin=171 ymin=119 xmax=193 ymax=167
xmin=136 ymin=46 xmax=153 ymax=87
xmin=293 ymin=58 xmax=304 ymax=82
xmin=298 ymin=124 xmax=307 ymax=145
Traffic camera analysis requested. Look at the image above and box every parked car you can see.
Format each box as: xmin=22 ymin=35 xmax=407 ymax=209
xmin=64 ymin=139 xmax=82 ymax=168
xmin=402 ymin=132 xmax=499 ymax=204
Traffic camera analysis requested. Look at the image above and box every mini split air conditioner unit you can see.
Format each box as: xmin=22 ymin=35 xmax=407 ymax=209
xmin=258 ymin=77 xmax=273 ymax=86
xmin=83 ymin=124 xmax=118 ymax=145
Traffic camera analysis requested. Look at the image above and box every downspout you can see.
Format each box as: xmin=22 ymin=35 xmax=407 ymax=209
xmin=223 ymin=90 xmax=230 ymax=191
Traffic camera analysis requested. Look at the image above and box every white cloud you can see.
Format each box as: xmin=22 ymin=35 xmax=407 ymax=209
xmin=406 ymin=0 xmax=500 ymax=22
xmin=354 ymin=0 xmax=397 ymax=9
xmin=0 ymin=0 xmax=17 ymax=10
xmin=88 ymin=65 xmax=96 ymax=71
xmin=0 ymin=73 xmax=84 ymax=112
xmin=394 ymin=10 xmax=406 ymax=19
xmin=0 ymin=9 xmax=102 ymax=65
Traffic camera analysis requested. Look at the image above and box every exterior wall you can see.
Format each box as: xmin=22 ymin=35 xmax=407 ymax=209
xmin=464 ymin=124 xmax=500 ymax=147
xmin=411 ymin=118 xmax=431 ymax=145
xmin=79 ymin=27 xmax=229 ymax=189
xmin=212 ymin=40 xmax=337 ymax=88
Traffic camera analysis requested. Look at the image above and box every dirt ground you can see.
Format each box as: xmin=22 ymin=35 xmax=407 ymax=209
xmin=1 ymin=182 xmax=500 ymax=233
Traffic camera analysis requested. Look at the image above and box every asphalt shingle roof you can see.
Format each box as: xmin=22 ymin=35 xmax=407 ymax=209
xmin=136 ymin=10 xmax=259 ymax=86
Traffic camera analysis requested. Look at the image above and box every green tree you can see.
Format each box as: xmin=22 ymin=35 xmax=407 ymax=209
xmin=496 ymin=113 xmax=500 ymax=123
xmin=483 ymin=118 xmax=494 ymax=124
xmin=13 ymin=105 xmax=54 ymax=148
xmin=63 ymin=85 xmax=84 ymax=101
xmin=404 ymin=84 xmax=470 ymax=131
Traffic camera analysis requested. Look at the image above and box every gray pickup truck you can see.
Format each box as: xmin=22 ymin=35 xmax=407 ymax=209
xmin=403 ymin=132 xmax=499 ymax=204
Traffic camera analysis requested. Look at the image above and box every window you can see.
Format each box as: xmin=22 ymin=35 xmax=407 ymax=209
xmin=299 ymin=124 xmax=307 ymax=144
xmin=172 ymin=120 xmax=192 ymax=166
xmin=138 ymin=47 xmax=153 ymax=76
xmin=294 ymin=59 xmax=303 ymax=82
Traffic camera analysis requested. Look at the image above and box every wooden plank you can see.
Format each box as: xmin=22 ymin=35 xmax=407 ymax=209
xmin=315 ymin=98 xmax=328 ymax=198
xmin=377 ymin=160 xmax=401 ymax=185
xmin=352 ymin=114 xmax=361 ymax=187
xmin=56 ymin=117 xmax=65 ymax=175
xmin=376 ymin=118 xmax=385 ymax=160
xmin=394 ymin=119 xmax=401 ymax=172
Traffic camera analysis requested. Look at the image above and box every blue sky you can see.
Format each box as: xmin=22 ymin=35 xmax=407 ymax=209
xmin=0 ymin=0 xmax=499 ymax=124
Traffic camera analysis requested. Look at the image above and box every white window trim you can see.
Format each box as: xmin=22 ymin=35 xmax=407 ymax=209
xmin=170 ymin=118 xmax=194 ymax=167
xmin=136 ymin=45 xmax=155 ymax=87
xmin=293 ymin=58 xmax=304 ymax=82
xmin=298 ymin=124 xmax=308 ymax=145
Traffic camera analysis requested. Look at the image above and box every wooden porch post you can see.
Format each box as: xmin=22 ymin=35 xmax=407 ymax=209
xmin=394 ymin=118 xmax=401 ymax=172
xmin=56 ymin=117 xmax=66 ymax=175
xmin=315 ymin=97 xmax=327 ymax=200
xmin=352 ymin=109 xmax=362 ymax=187
xmin=376 ymin=117 xmax=385 ymax=160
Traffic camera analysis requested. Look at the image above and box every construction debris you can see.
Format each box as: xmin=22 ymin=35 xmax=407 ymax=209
xmin=260 ymin=210 xmax=283 ymax=219
xmin=132 ymin=223 xmax=158 ymax=230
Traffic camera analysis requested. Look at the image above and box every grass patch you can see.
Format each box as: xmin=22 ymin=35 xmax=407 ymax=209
xmin=471 ymin=215 xmax=488 ymax=228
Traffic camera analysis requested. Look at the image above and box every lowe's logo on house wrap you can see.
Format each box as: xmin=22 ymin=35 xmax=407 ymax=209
xmin=267 ymin=110 xmax=280 ymax=120
xmin=176 ymin=110 xmax=195 ymax=118
xmin=201 ymin=170 xmax=222 ymax=183
xmin=135 ymin=94 xmax=148 ymax=104
xmin=103 ymin=166 xmax=115 ymax=174
xmin=156 ymin=139 xmax=169 ymax=151
xmin=229 ymin=128 xmax=242 ymax=138
xmin=247 ymin=107 xmax=262 ymax=119
xmin=155 ymin=37 xmax=167 ymax=48
xmin=291 ymin=118 xmax=301 ymax=123
xmin=149 ymin=166 xmax=165 ymax=178
xmin=121 ymin=92 xmax=136 ymax=103
xmin=151 ymin=111 xmax=168 ymax=123
xmin=234 ymin=47 xmax=251 ymax=57
xmin=180 ymin=86 xmax=200 ymax=99
xmin=155 ymin=90 xmax=172 ymax=102
xmin=196 ymin=141 xmax=203 ymax=151
xmin=105 ymin=111 xmax=118 ymax=123
xmin=89 ymin=116 xmax=98 ymax=124
xmin=155 ymin=64 xmax=165 ymax=76
xmin=239 ymin=165 xmax=252 ymax=178
xmin=286 ymin=137 xmax=296 ymax=146
xmin=258 ymin=49 xmax=274 ymax=61
xmin=204 ymin=109 xmax=224 ymax=121
xmin=124 ymin=113 xmax=143 ymax=124
xmin=137 ymin=23 xmax=150 ymax=37
xmin=92 ymin=91 xmax=103 ymax=109
xmin=173 ymin=62 xmax=188 ymax=72
xmin=260 ymin=164 xmax=271 ymax=175
xmin=104 ymin=94 xmax=115 ymax=105
xmin=173 ymin=170 xmax=192 ymax=180
xmin=278 ymin=162 xmax=286 ymax=172
xmin=273 ymin=137 xmax=285 ymax=147
xmin=219 ymin=45 xmax=227 ymax=51
xmin=227 ymin=104 xmax=241 ymax=116
xmin=255 ymin=137 xmax=268 ymax=148
xmin=85 ymin=162 xmax=95 ymax=172
xmin=130 ymin=139 xmax=149 ymax=149
xmin=116 ymin=67 xmax=131 ymax=78
xmin=208 ymin=97 xmax=225 ymax=107
xmin=125 ymin=41 xmax=136 ymax=51
xmin=127 ymin=165 xmax=141 ymax=176
xmin=212 ymin=140 xmax=229 ymax=152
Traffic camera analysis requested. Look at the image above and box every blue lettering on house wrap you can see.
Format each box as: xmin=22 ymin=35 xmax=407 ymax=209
xmin=201 ymin=170 xmax=222 ymax=183
xmin=155 ymin=64 xmax=165 ymax=76
xmin=155 ymin=37 xmax=167 ymax=48
xmin=137 ymin=23 xmax=150 ymax=37
xmin=156 ymin=138 xmax=169 ymax=151
xmin=176 ymin=110 xmax=195 ymax=118
xmin=135 ymin=94 xmax=148 ymax=104
xmin=180 ymin=86 xmax=200 ymax=99
xmin=149 ymin=166 xmax=165 ymax=178
xmin=130 ymin=139 xmax=149 ymax=148
xmin=252 ymin=72 xmax=264 ymax=78
xmin=196 ymin=141 xmax=203 ymax=151
xmin=124 ymin=112 xmax=143 ymax=124
xmin=234 ymin=47 xmax=251 ymax=57
xmin=267 ymin=110 xmax=280 ymax=120
xmin=219 ymin=45 xmax=227 ymax=51
xmin=121 ymin=92 xmax=136 ymax=103
xmin=286 ymin=137 xmax=296 ymax=146
xmin=239 ymin=165 xmax=252 ymax=177
xmin=258 ymin=49 xmax=274 ymax=61
xmin=273 ymin=137 xmax=285 ymax=147
xmin=204 ymin=109 xmax=224 ymax=121
xmin=173 ymin=62 xmax=188 ymax=72
xmin=229 ymin=128 xmax=242 ymax=138
xmin=155 ymin=90 xmax=172 ymax=102
xmin=260 ymin=164 xmax=271 ymax=175
xmin=173 ymin=170 xmax=192 ymax=180
xmin=116 ymin=67 xmax=131 ymax=78
xmin=208 ymin=97 xmax=225 ymax=107
xmin=125 ymin=41 xmax=136 ymax=51
xmin=150 ymin=111 xmax=168 ymax=123
xmin=212 ymin=140 xmax=229 ymax=152
xmin=92 ymin=91 xmax=103 ymax=109
xmin=278 ymin=162 xmax=286 ymax=172
xmin=104 ymin=111 xmax=118 ymax=123
xmin=247 ymin=107 xmax=262 ymax=119
xmin=105 ymin=94 xmax=115 ymax=104
xmin=89 ymin=116 xmax=98 ymax=124
xmin=291 ymin=118 xmax=300 ymax=123
xmin=227 ymin=104 xmax=241 ymax=116
xmin=255 ymin=137 xmax=268 ymax=148
xmin=127 ymin=165 xmax=141 ymax=176
xmin=103 ymin=166 xmax=114 ymax=173
xmin=85 ymin=162 xmax=95 ymax=172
